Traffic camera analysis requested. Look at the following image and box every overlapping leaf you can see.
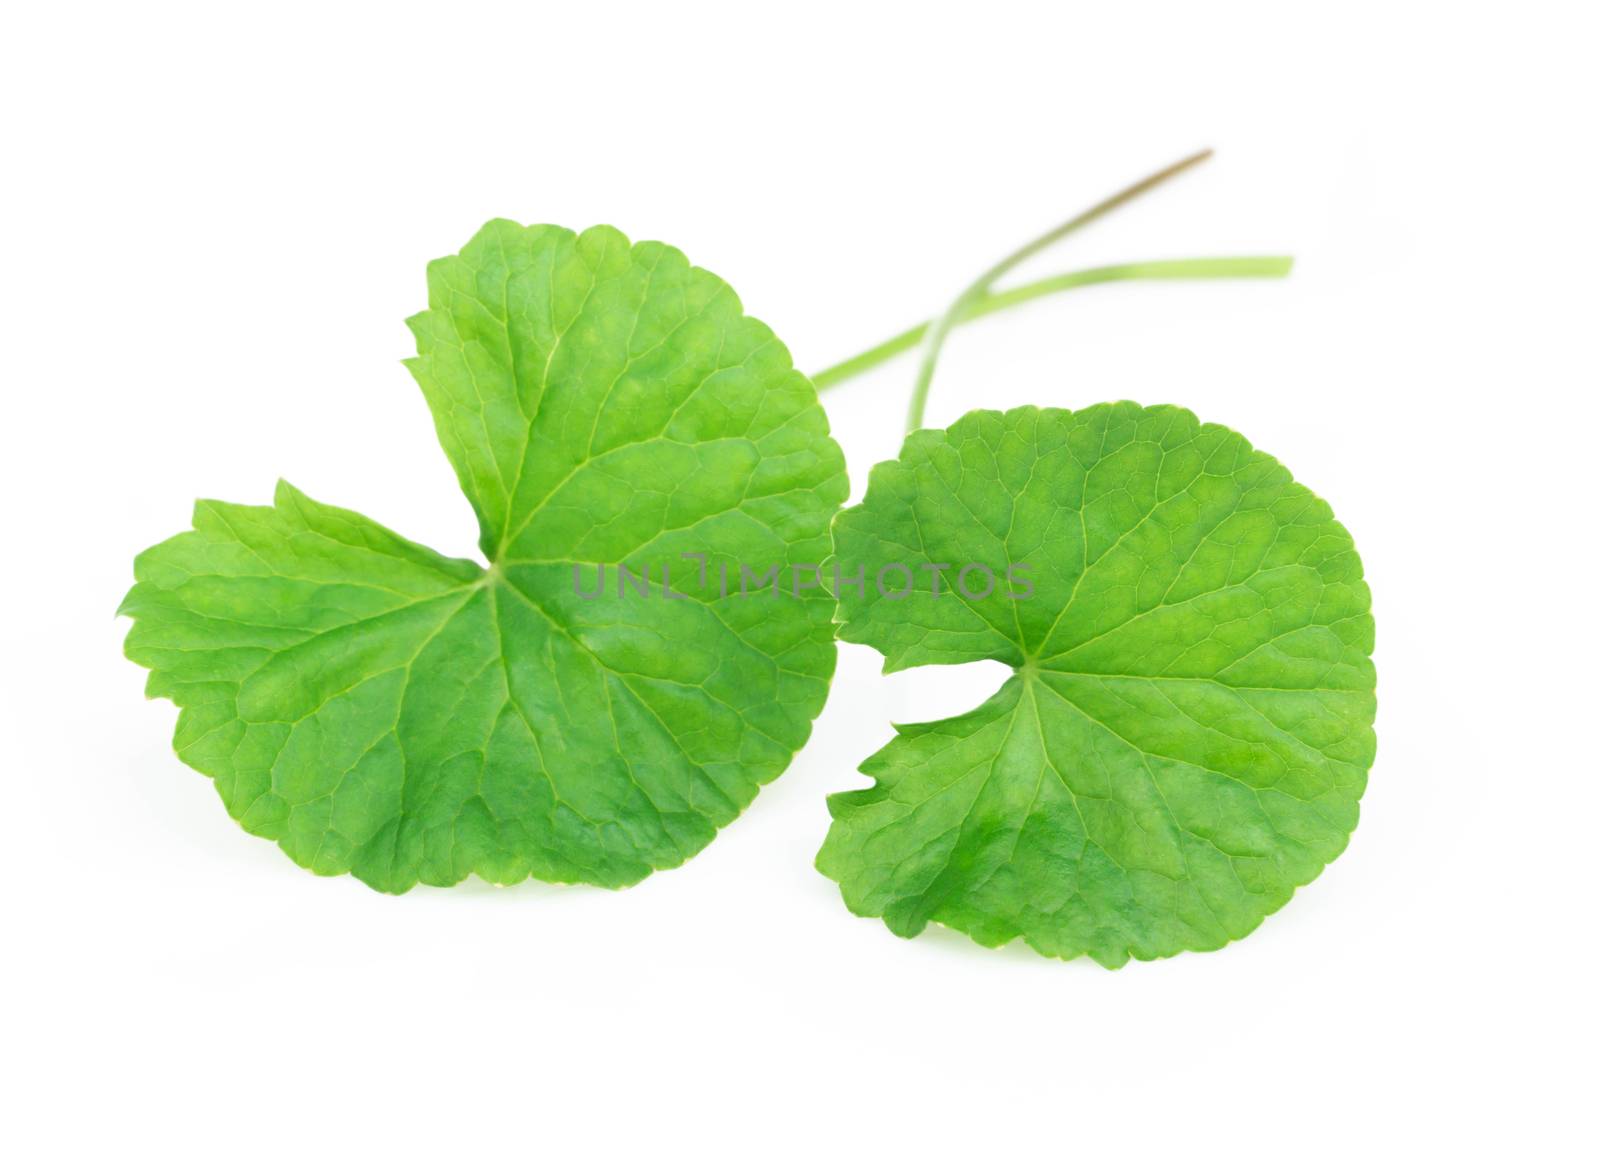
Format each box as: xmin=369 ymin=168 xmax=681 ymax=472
xmin=122 ymin=222 xmax=847 ymax=891
xmin=818 ymin=403 xmax=1375 ymax=965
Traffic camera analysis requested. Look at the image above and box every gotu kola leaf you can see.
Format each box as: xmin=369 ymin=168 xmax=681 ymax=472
xmin=121 ymin=221 xmax=848 ymax=892
xmin=818 ymin=403 xmax=1374 ymax=966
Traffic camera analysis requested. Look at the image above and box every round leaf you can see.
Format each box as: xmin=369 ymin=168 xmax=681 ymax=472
xmin=819 ymin=403 xmax=1375 ymax=965
xmin=123 ymin=222 xmax=847 ymax=891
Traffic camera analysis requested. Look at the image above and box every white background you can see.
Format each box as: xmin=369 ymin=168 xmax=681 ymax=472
xmin=5 ymin=2 xmax=1596 ymax=1148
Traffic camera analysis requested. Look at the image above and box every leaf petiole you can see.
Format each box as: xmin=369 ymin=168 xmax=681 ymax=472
xmin=808 ymin=148 xmax=1294 ymax=431
xmin=809 ymin=255 xmax=1294 ymax=392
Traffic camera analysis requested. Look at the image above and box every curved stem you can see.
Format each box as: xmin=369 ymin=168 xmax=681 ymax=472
xmin=902 ymin=149 xmax=1215 ymax=433
xmin=811 ymin=255 xmax=1294 ymax=391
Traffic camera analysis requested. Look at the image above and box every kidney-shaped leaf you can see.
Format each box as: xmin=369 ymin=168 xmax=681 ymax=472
xmin=818 ymin=403 xmax=1375 ymax=965
xmin=122 ymin=222 xmax=848 ymax=892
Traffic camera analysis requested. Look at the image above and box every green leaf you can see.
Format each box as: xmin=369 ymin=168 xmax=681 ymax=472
xmin=817 ymin=403 xmax=1375 ymax=966
xmin=121 ymin=221 xmax=848 ymax=892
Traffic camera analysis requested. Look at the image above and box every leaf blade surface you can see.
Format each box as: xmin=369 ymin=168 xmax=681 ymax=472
xmin=124 ymin=223 xmax=848 ymax=891
xmin=819 ymin=403 xmax=1374 ymax=965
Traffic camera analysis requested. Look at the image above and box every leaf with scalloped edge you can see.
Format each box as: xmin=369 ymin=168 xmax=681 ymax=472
xmin=817 ymin=402 xmax=1374 ymax=966
xmin=121 ymin=221 xmax=847 ymax=892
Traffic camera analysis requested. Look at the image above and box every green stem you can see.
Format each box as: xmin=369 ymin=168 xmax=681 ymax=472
xmin=903 ymin=148 xmax=1221 ymax=432
xmin=811 ymin=255 xmax=1294 ymax=391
